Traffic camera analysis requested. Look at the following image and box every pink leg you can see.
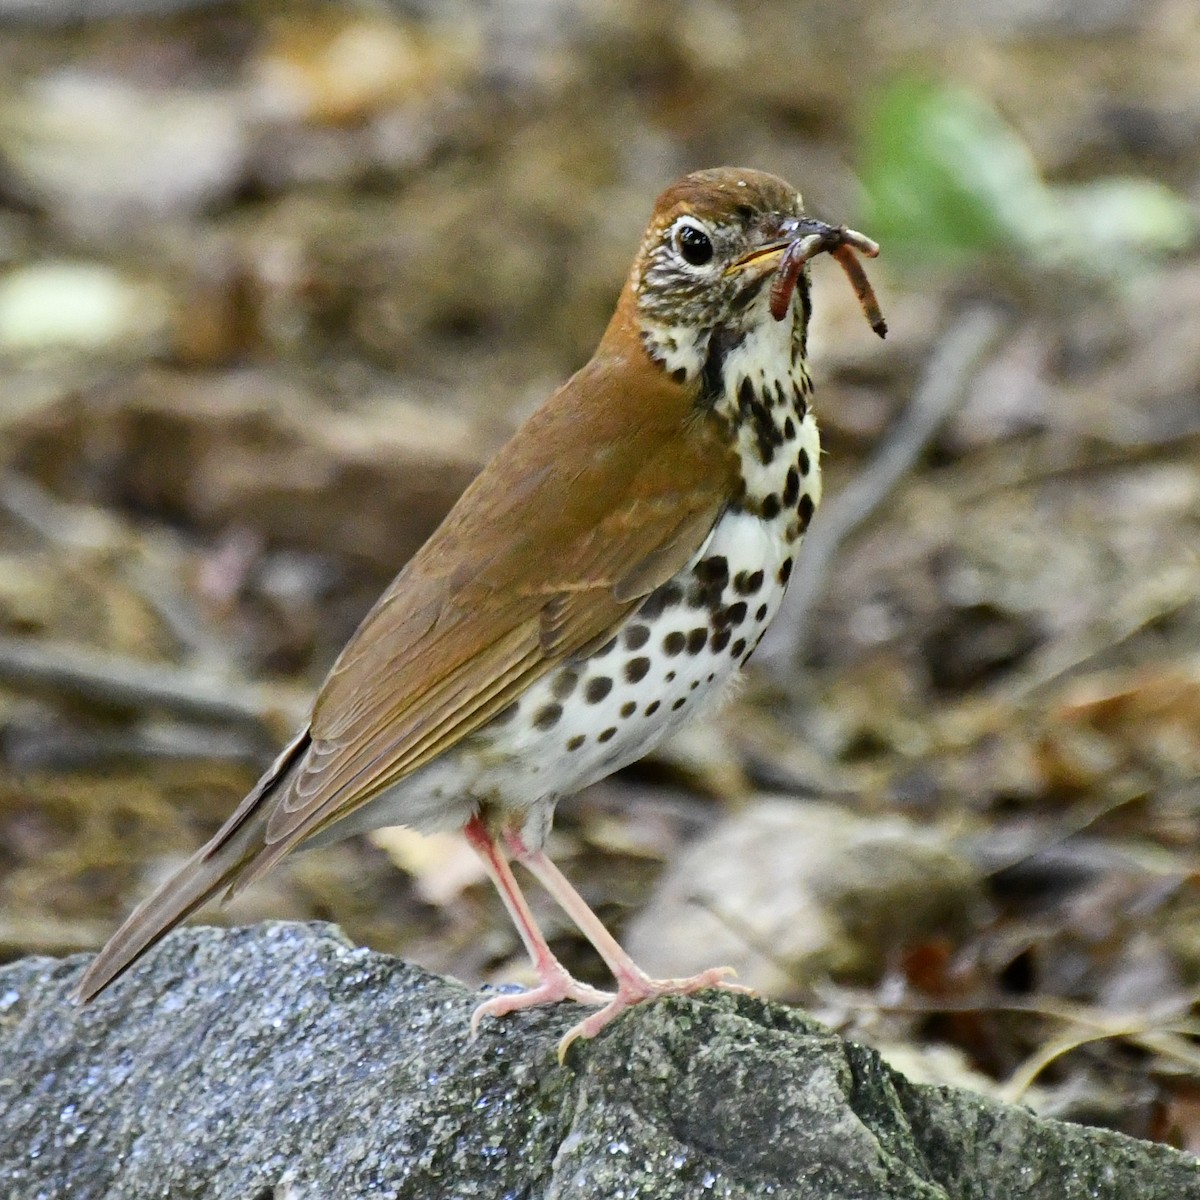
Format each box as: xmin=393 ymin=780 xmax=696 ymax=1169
xmin=506 ymin=833 xmax=752 ymax=1057
xmin=463 ymin=815 xmax=612 ymax=1035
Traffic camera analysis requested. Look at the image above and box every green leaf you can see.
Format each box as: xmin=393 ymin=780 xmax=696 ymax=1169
xmin=859 ymin=77 xmax=1196 ymax=280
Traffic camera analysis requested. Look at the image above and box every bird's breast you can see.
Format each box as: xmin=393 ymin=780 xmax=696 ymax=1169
xmin=457 ymin=477 xmax=816 ymax=833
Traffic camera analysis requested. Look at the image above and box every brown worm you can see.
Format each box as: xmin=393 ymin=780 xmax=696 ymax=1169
xmin=830 ymin=243 xmax=888 ymax=338
xmin=769 ymin=225 xmax=887 ymax=339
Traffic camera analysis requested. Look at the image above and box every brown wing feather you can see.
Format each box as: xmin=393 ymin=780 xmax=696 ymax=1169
xmin=75 ymin=303 xmax=737 ymax=997
xmin=231 ymin=338 xmax=736 ymax=883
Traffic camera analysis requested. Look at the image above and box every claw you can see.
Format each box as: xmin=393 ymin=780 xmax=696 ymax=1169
xmin=556 ymin=967 xmax=753 ymax=1062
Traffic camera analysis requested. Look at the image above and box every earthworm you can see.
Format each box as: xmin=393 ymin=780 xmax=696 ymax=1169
xmin=769 ymin=225 xmax=887 ymax=339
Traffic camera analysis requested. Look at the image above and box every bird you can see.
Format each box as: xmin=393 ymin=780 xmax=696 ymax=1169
xmin=75 ymin=167 xmax=885 ymax=1056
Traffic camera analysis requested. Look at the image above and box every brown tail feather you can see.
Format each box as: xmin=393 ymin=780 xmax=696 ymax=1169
xmin=72 ymin=819 xmax=261 ymax=1003
xmin=73 ymin=728 xmax=312 ymax=1004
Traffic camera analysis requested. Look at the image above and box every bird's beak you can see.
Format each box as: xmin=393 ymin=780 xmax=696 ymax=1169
xmin=726 ymin=216 xmax=887 ymax=337
xmin=723 ymin=216 xmax=815 ymax=281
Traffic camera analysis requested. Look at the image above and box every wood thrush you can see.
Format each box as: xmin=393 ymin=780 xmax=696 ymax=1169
xmin=76 ymin=168 xmax=885 ymax=1055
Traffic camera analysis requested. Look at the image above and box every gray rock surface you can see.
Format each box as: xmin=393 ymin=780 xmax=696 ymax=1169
xmin=0 ymin=922 xmax=1196 ymax=1199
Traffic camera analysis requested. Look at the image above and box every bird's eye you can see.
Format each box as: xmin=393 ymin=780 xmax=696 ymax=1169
xmin=674 ymin=221 xmax=714 ymax=267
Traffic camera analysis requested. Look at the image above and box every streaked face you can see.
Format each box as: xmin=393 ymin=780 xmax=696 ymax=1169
xmin=632 ymin=171 xmax=809 ymax=381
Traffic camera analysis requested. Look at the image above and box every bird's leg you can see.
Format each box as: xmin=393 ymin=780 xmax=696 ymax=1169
xmin=463 ymin=815 xmax=612 ymax=1035
xmin=504 ymin=832 xmax=751 ymax=1057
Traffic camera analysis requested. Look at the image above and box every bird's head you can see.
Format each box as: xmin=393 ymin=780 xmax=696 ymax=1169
xmin=619 ymin=167 xmax=884 ymax=388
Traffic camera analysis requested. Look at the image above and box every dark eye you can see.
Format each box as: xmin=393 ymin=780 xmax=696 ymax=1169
xmin=675 ymin=223 xmax=714 ymax=267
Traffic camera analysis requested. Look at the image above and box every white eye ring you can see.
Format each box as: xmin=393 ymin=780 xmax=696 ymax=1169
xmin=671 ymin=218 xmax=716 ymax=268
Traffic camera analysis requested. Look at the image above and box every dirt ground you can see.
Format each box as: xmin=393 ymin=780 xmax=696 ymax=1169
xmin=1 ymin=0 xmax=1199 ymax=1151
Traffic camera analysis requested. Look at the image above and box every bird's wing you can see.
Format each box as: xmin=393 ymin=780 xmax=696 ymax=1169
xmin=223 ymin=352 xmax=736 ymax=884
xmin=74 ymin=350 xmax=734 ymax=1002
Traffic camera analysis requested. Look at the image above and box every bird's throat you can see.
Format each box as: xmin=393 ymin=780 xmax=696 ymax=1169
xmin=711 ymin=305 xmax=821 ymax=535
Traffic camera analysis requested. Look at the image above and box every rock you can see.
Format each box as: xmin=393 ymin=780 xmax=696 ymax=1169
xmin=0 ymin=922 xmax=1196 ymax=1198
xmin=624 ymin=799 xmax=982 ymax=994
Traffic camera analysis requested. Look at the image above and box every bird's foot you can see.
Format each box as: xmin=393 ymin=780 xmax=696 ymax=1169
xmin=556 ymin=966 xmax=752 ymax=1061
xmin=470 ymin=968 xmax=614 ymax=1037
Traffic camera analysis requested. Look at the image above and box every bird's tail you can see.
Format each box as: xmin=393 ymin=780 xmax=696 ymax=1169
xmin=74 ymin=729 xmax=310 ymax=1003
xmin=73 ymin=814 xmax=263 ymax=1003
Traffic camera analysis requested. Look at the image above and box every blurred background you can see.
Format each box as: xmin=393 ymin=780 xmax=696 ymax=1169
xmin=1 ymin=0 xmax=1199 ymax=1148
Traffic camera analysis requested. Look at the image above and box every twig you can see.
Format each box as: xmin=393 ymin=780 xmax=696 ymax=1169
xmin=0 ymin=634 xmax=307 ymax=739
xmin=759 ymin=305 xmax=1008 ymax=671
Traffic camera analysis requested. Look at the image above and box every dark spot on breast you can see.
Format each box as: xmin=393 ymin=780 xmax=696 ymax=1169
xmin=730 ymin=638 xmax=747 ymax=658
xmin=738 ymin=377 xmax=755 ymax=414
xmin=620 ymin=701 xmax=636 ymax=718
xmin=793 ymin=383 xmax=808 ymax=418
xmin=735 ymin=569 xmax=764 ymax=596
xmin=797 ymin=493 xmax=815 ymax=531
xmin=740 ymin=380 xmax=782 ymax=466
xmin=756 ymin=603 xmax=768 ymax=622
xmin=663 ymin=631 xmax=686 ymax=656
xmin=782 ymin=467 xmax=800 ymax=507
xmin=693 ymin=580 xmax=724 ymax=610
xmin=725 ymin=602 xmax=747 ymax=626
xmin=784 ymin=417 xmax=796 ymax=440
xmin=671 ymin=697 xmax=687 ymax=711
xmin=686 ymin=627 xmax=707 ymax=654
xmin=639 ymin=581 xmax=683 ymax=621
xmin=598 ymin=727 xmax=616 ymax=743
xmin=585 ymin=677 xmax=613 ymax=703
xmin=672 ymin=367 xmax=687 ymax=384
xmin=626 ymin=657 xmax=650 ymax=684
xmin=533 ymin=703 xmax=562 ymax=730
xmin=666 ymin=670 xmax=676 ymax=682
xmin=624 ymin=624 xmax=650 ymax=650
xmin=779 ymin=557 xmax=794 ymax=585
xmin=566 ymin=734 xmax=585 ymax=751
xmin=644 ymin=700 xmax=660 ymax=716
xmin=639 ymin=591 xmax=665 ymax=621
xmin=761 ymin=494 xmax=781 ymax=520
xmin=798 ymin=448 xmax=811 ymax=475
xmin=696 ymin=556 xmax=729 ymax=585
xmin=552 ymin=670 xmax=578 ymax=700
xmin=711 ymin=629 xmax=731 ymax=653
